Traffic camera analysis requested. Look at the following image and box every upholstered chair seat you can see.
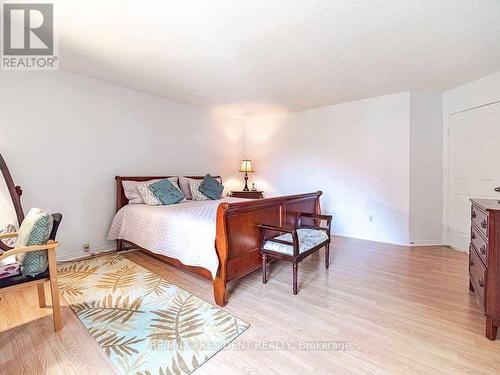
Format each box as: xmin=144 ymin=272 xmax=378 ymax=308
xmin=263 ymin=229 xmax=329 ymax=256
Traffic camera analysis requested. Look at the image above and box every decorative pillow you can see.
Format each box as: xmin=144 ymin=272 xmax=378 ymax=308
xmin=149 ymin=178 xmax=185 ymax=205
xmin=136 ymin=178 xmax=181 ymax=206
xmin=189 ymin=179 xmax=210 ymax=201
xmin=178 ymin=177 xmax=194 ymax=200
xmin=180 ymin=176 xmax=222 ymax=200
xmin=137 ymin=183 xmax=163 ymax=205
xmin=198 ymin=174 xmax=224 ymax=200
xmin=15 ymin=208 xmax=54 ymax=277
xmin=123 ymin=178 xmax=179 ymax=204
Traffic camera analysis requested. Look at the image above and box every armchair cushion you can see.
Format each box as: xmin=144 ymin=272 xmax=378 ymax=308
xmin=15 ymin=208 xmax=53 ymax=277
xmin=263 ymin=228 xmax=329 ymax=256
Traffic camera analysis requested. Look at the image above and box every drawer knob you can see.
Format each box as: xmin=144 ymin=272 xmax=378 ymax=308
xmin=472 ymin=210 xmax=477 ymax=219
xmin=481 ymin=219 xmax=487 ymax=229
xmin=478 ymin=278 xmax=485 ymax=288
xmin=481 ymin=245 xmax=487 ymax=255
xmin=471 ymin=232 xmax=476 ymax=240
xmin=470 ymin=259 xmax=474 ymax=266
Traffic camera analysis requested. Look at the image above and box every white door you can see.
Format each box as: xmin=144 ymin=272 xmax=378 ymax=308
xmin=448 ymin=101 xmax=500 ymax=251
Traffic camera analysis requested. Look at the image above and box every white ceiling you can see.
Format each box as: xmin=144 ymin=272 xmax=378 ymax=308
xmin=58 ymin=0 xmax=500 ymax=118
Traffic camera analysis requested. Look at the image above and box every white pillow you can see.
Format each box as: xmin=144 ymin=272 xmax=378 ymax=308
xmin=122 ymin=179 xmax=159 ymax=204
xmin=123 ymin=178 xmax=179 ymax=204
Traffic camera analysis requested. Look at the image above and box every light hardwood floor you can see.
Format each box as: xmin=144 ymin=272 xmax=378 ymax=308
xmin=1 ymin=236 xmax=499 ymax=375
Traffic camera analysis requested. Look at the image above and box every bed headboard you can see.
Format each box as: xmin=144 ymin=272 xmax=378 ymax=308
xmin=115 ymin=175 xmax=222 ymax=212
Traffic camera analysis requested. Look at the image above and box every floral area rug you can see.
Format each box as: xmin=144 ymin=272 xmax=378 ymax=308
xmin=57 ymin=253 xmax=249 ymax=375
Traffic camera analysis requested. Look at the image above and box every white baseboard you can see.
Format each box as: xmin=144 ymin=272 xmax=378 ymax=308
xmin=55 ymin=237 xmax=451 ymax=262
xmin=409 ymin=240 xmax=444 ymax=247
xmin=334 ymin=234 xmax=447 ymax=247
xmin=56 ymin=244 xmax=116 ymax=262
xmin=333 ymin=233 xmax=411 ymax=247
xmin=447 ymin=245 xmax=469 ymax=253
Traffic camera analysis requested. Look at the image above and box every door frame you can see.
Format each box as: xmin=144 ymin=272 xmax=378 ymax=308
xmin=443 ymin=99 xmax=500 ymax=250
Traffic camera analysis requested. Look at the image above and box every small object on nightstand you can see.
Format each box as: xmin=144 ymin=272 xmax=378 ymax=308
xmin=230 ymin=190 xmax=264 ymax=199
xmin=251 ymin=182 xmax=257 ymax=191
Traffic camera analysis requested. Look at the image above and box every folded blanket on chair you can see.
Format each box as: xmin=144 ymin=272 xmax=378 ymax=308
xmin=0 ymin=258 xmax=20 ymax=279
xmin=0 ymin=224 xmax=20 ymax=279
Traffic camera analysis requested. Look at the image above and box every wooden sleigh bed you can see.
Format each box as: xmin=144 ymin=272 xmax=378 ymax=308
xmin=115 ymin=176 xmax=322 ymax=306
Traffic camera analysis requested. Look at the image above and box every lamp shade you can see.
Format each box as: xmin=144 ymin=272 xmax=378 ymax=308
xmin=239 ymin=159 xmax=254 ymax=173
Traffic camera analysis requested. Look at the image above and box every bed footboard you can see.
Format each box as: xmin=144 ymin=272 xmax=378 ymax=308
xmin=114 ymin=177 xmax=322 ymax=307
xmin=213 ymin=191 xmax=322 ymax=306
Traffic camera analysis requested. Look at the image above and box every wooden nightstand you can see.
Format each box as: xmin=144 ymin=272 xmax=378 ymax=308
xmin=229 ymin=191 xmax=264 ymax=199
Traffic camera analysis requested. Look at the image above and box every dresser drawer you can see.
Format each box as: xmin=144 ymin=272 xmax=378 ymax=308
xmin=471 ymin=205 xmax=488 ymax=238
xmin=470 ymin=226 xmax=488 ymax=266
xmin=470 ymin=249 xmax=486 ymax=307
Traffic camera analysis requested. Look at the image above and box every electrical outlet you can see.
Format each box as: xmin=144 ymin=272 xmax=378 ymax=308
xmin=368 ymin=215 xmax=374 ymax=223
xmin=83 ymin=243 xmax=90 ymax=252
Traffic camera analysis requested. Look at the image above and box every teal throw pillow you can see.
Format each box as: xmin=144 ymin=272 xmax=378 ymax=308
xmin=16 ymin=208 xmax=54 ymax=277
xmin=149 ymin=178 xmax=185 ymax=205
xmin=199 ymin=174 xmax=224 ymax=200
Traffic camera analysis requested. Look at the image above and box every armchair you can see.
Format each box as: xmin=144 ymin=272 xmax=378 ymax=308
xmin=258 ymin=212 xmax=333 ymax=295
xmin=0 ymin=213 xmax=63 ymax=331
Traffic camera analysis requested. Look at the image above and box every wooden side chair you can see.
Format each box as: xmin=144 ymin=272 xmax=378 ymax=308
xmin=0 ymin=213 xmax=63 ymax=331
xmin=259 ymin=212 xmax=333 ymax=295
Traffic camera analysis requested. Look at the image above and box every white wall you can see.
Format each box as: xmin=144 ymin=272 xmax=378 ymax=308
xmin=409 ymin=92 xmax=443 ymax=245
xmin=0 ymin=70 xmax=244 ymax=260
xmin=245 ymin=91 xmax=444 ymax=246
xmin=0 ymin=69 xmax=450 ymax=256
xmin=245 ymin=93 xmax=412 ymax=245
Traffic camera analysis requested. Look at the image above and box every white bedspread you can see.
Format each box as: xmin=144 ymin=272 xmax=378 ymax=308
xmin=107 ymin=197 xmax=245 ymax=279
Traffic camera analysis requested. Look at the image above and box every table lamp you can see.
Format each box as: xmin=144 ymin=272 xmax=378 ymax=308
xmin=239 ymin=159 xmax=254 ymax=191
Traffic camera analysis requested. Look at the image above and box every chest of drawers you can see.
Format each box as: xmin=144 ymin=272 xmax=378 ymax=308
xmin=469 ymin=199 xmax=500 ymax=340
